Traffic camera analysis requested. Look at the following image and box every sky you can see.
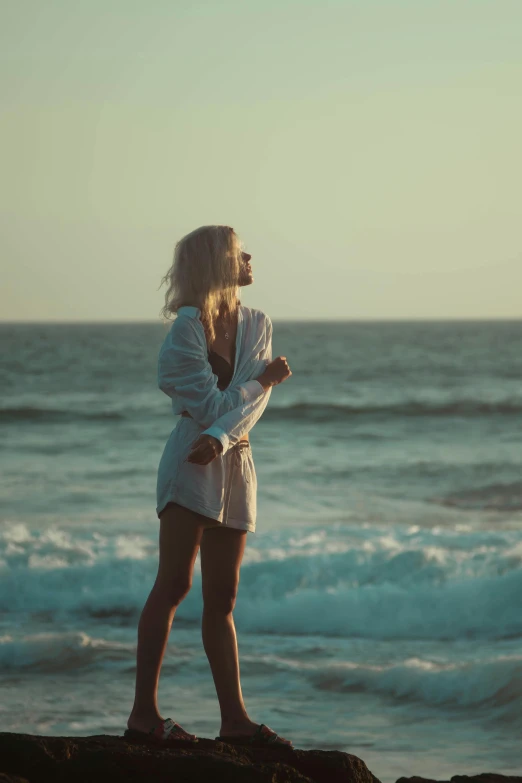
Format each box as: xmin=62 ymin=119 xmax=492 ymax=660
xmin=1 ymin=0 xmax=521 ymax=321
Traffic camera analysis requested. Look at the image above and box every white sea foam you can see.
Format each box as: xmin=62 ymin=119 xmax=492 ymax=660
xmin=1 ymin=521 xmax=521 ymax=641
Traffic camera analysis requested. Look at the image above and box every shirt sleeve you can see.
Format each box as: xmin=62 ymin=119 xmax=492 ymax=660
xmin=158 ymin=316 xmax=265 ymax=427
xmin=201 ymin=315 xmax=273 ymax=454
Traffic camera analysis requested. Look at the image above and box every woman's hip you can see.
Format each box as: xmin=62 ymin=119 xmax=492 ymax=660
xmin=157 ymin=419 xmax=257 ymax=526
xmin=158 ymin=417 xmax=255 ymax=490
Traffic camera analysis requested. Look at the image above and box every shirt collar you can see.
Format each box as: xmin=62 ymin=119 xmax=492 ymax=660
xmin=177 ymin=304 xmax=243 ymax=320
xmin=177 ymin=306 xmax=201 ymax=318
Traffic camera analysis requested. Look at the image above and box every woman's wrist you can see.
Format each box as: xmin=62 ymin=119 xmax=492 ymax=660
xmin=256 ymin=373 xmax=274 ymax=392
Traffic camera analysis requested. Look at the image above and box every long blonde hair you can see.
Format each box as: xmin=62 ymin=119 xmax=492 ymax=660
xmin=158 ymin=225 xmax=244 ymax=347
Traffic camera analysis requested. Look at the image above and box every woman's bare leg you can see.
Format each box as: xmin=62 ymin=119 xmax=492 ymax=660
xmin=200 ymin=526 xmax=259 ymax=736
xmin=127 ymin=503 xmax=208 ymax=732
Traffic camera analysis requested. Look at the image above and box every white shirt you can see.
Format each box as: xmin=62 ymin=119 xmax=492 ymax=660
xmin=157 ymin=304 xmax=273 ymax=454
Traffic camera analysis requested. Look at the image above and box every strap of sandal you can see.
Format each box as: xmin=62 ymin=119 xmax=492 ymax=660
xmin=150 ymin=717 xmax=197 ymax=741
xmin=257 ymin=724 xmax=293 ymax=746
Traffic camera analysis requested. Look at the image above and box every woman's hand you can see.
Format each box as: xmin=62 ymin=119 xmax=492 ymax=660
xmin=186 ymin=433 xmax=223 ymax=465
xmin=257 ymin=356 xmax=292 ymax=391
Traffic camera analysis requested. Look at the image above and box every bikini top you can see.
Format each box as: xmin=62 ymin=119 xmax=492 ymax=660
xmin=208 ymin=350 xmax=234 ymax=390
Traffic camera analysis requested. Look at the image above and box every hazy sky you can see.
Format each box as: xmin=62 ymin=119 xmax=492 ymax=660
xmin=1 ymin=0 xmax=521 ymax=321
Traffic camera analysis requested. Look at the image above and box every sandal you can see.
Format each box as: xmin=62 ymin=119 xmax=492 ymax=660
xmin=215 ymin=722 xmax=293 ymax=748
xmin=124 ymin=717 xmax=199 ymax=744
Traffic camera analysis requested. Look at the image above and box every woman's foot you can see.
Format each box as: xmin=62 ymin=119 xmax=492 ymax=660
xmin=217 ymin=718 xmax=293 ymax=748
xmin=219 ymin=717 xmax=259 ymax=737
xmin=127 ymin=709 xmax=164 ymax=735
xmin=126 ymin=711 xmax=198 ymax=742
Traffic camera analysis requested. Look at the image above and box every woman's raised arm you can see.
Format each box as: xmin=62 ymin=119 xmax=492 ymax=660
xmin=157 ymin=315 xmax=264 ymax=428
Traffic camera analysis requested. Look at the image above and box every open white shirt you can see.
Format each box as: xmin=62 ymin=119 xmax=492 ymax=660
xmin=157 ymin=304 xmax=273 ymax=454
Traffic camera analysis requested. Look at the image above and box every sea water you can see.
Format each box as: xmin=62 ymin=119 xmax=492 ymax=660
xmin=1 ymin=319 xmax=521 ymax=782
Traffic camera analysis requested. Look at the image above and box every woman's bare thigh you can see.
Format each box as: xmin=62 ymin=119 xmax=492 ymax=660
xmin=199 ymin=526 xmax=248 ymax=610
xmin=155 ymin=502 xmax=220 ymax=598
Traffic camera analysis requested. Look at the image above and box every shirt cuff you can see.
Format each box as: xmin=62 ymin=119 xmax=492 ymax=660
xmin=201 ymin=425 xmax=230 ymax=455
xmin=240 ymin=379 xmax=265 ymax=403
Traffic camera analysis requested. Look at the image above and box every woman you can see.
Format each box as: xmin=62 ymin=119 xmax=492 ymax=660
xmin=124 ymin=225 xmax=293 ymax=747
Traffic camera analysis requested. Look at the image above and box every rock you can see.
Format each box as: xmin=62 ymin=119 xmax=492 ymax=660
xmin=0 ymin=775 xmax=31 ymax=783
xmin=2 ymin=733 xmax=519 ymax=783
xmin=397 ymin=776 xmax=522 ymax=783
xmin=0 ymin=731 xmax=382 ymax=783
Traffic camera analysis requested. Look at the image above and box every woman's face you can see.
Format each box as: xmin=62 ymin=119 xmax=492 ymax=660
xmin=238 ymin=249 xmax=253 ymax=287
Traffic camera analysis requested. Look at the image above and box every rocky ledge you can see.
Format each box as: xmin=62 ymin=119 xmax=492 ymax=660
xmin=0 ymin=732 xmax=520 ymax=783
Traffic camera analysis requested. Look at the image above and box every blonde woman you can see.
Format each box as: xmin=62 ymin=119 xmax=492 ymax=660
xmin=124 ymin=226 xmax=293 ymax=748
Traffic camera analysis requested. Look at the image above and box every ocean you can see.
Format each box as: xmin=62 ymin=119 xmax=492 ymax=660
xmin=1 ymin=318 xmax=521 ymax=782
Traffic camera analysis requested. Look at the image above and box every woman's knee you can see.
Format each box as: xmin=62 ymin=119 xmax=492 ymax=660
xmin=154 ymin=575 xmax=193 ymax=607
xmin=202 ymin=585 xmax=238 ymax=614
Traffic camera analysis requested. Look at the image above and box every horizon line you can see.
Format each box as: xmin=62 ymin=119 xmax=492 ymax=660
xmin=1 ymin=316 xmax=522 ymax=325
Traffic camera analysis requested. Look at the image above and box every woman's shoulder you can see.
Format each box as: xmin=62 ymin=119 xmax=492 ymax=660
xmin=162 ymin=311 xmax=203 ymax=347
xmin=241 ymin=305 xmax=271 ymax=329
